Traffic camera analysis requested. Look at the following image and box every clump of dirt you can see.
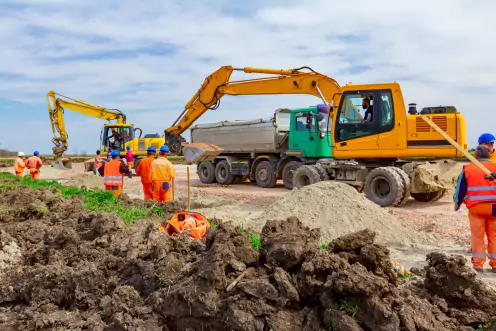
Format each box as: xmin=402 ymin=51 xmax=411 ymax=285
xmin=252 ymin=181 xmax=450 ymax=247
xmin=1 ymin=181 xmax=496 ymax=330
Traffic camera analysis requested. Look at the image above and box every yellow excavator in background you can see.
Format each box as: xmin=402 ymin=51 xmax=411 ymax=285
xmin=47 ymin=91 xmax=165 ymax=170
xmin=165 ymin=66 xmax=468 ymax=207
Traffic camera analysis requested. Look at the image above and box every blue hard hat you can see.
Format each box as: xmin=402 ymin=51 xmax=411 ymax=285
xmin=147 ymin=146 xmax=156 ymax=152
xmin=33 ymin=150 xmax=39 ymax=155
xmin=110 ymin=150 xmax=120 ymax=156
xmin=126 ymin=146 xmax=130 ymax=150
xmin=478 ymin=133 xmax=496 ymax=144
xmin=160 ymin=145 xmax=169 ymax=153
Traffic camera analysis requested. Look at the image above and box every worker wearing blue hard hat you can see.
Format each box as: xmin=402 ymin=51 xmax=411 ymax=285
xmin=478 ymin=133 xmax=496 ymax=163
xmin=98 ymin=148 xmax=129 ymax=197
xmin=136 ymin=145 xmax=158 ymax=200
xmin=25 ymin=151 xmax=43 ymax=180
xmin=150 ymin=144 xmax=175 ymax=202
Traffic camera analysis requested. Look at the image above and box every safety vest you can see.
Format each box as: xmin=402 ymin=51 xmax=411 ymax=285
xmin=159 ymin=212 xmax=211 ymax=240
xmin=103 ymin=160 xmax=123 ymax=186
xmin=150 ymin=157 xmax=174 ymax=182
xmin=463 ymin=161 xmax=496 ymax=208
xmin=94 ymin=155 xmax=103 ymax=169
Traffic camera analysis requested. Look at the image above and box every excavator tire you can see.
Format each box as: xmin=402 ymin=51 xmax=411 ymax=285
xmin=215 ymin=160 xmax=234 ymax=185
xmin=255 ymin=161 xmax=277 ymax=188
xmin=364 ymin=167 xmax=405 ymax=207
xmin=411 ymin=190 xmax=446 ymax=202
xmin=293 ymin=165 xmax=321 ymax=189
xmin=314 ymin=164 xmax=329 ymax=181
xmin=198 ymin=161 xmax=216 ymax=184
xmin=391 ymin=167 xmax=411 ymax=206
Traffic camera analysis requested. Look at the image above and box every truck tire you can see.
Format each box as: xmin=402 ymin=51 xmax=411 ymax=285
xmin=411 ymin=190 xmax=446 ymax=202
xmin=391 ymin=167 xmax=411 ymax=206
xmin=314 ymin=164 xmax=329 ymax=181
xmin=198 ymin=161 xmax=216 ymax=184
xmin=364 ymin=167 xmax=404 ymax=207
xmin=293 ymin=165 xmax=321 ymax=189
xmin=282 ymin=161 xmax=301 ymax=190
xmin=215 ymin=160 xmax=235 ymax=185
xmin=255 ymin=161 xmax=277 ymax=188
xmin=133 ymin=158 xmax=141 ymax=170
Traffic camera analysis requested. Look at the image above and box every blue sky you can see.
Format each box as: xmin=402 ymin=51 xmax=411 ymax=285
xmin=0 ymin=0 xmax=495 ymax=154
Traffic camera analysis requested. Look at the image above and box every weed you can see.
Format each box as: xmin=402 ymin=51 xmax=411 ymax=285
xmin=398 ymin=272 xmax=416 ymax=280
xmin=318 ymin=240 xmax=327 ymax=249
xmin=249 ymin=232 xmax=262 ymax=249
xmin=340 ymin=299 xmax=358 ymax=317
xmin=473 ymin=322 xmax=492 ymax=330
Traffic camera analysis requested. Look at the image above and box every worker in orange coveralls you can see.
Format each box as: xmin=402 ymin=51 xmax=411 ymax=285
xmin=98 ymin=150 xmax=129 ymax=197
xmin=454 ymin=144 xmax=496 ymax=273
xmin=150 ymin=145 xmax=175 ymax=202
xmin=135 ymin=146 xmax=156 ymax=200
xmin=14 ymin=152 xmax=26 ymax=177
xmin=25 ymin=151 xmax=43 ymax=180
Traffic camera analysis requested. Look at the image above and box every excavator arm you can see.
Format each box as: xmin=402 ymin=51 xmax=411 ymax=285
xmin=164 ymin=66 xmax=342 ymax=153
xmin=46 ymin=90 xmax=127 ymax=168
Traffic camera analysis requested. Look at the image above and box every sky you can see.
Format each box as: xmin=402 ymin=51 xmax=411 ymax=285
xmin=0 ymin=0 xmax=495 ymax=154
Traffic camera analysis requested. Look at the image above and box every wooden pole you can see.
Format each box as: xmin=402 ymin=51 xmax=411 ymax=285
xmin=187 ymin=166 xmax=191 ymax=211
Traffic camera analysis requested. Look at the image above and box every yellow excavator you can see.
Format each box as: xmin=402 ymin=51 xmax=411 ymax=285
xmin=165 ymin=66 xmax=467 ymax=207
xmin=47 ymin=91 xmax=165 ymax=170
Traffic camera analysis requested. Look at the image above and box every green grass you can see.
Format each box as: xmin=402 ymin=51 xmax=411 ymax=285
xmin=339 ymin=299 xmax=358 ymax=317
xmin=0 ymin=172 xmax=162 ymax=224
xmin=0 ymin=155 xmax=187 ymax=166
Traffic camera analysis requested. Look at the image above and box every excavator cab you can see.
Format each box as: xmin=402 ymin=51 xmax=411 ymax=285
xmin=101 ymin=124 xmax=135 ymax=153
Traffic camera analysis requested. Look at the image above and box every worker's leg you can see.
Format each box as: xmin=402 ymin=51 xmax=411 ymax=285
xmin=152 ymin=181 xmax=164 ymax=202
xmin=105 ymin=185 xmax=122 ymax=197
xmin=128 ymin=163 xmax=132 ymax=171
xmin=33 ymin=170 xmax=40 ymax=180
xmin=486 ymin=206 xmax=496 ymax=269
xmin=15 ymin=171 xmax=23 ymax=177
xmin=469 ymin=209 xmax=487 ymax=269
xmin=142 ymin=183 xmax=153 ymax=200
xmin=164 ymin=188 xmax=173 ymax=202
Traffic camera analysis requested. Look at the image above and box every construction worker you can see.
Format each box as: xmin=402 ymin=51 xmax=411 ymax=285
xmin=477 ymin=133 xmax=496 ymax=162
xmin=93 ymin=150 xmax=103 ymax=175
xmin=125 ymin=146 xmax=134 ymax=171
xmin=135 ymin=146 xmax=156 ymax=200
xmin=454 ymin=144 xmax=496 ymax=273
xmin=14 ymin=152 xmax=26 ymax=177
xmin=150 ymin=145 xmax=175 ymax=202
xmin=98 ymin=150 xmax=128 ymax=197
xmin=25 ymin=151 xmax=43 ymax=180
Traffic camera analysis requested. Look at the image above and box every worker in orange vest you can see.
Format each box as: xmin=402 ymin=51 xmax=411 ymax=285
xmin=150 ymin=145 xmax=175 ymax=202
xmin=477 ymin=133 xmax=496 ymax=163
xmin=93 ymin=150 xmax=103 ymax=175
xmin=454 ymin=144 xmax=496 ymax=273
xmin=14 ymin=152 xmax=26 ymax=177
xmin=135 ymin=146 xmax=156 ymax=200
xmin=25 ymin=151 xmax=43 ymax=180
xmin=98 ymin=150 xmax=129 ymax=197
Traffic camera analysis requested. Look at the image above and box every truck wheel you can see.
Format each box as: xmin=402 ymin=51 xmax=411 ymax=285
xmin=282 ymin=161 xmax=301 ymax=190
xmin=215 ymin=160 xmax=235 ymax=185
xmin=293 ymin=165 xmax=321 ymax=189
xmin=391 ymin=167 xmax=411 ymax=206
xmin=314 ymin=164 xmax=329 ymax=181
xmin=411 ymin=190 xmax=446 ymax=202
xmin=364 ymin=167 xmax=404 ymax=207
xmin=133 ymin=158 xmax=141 ymax=170
xmin=255 ymin=161 xmax=277 ymax=188
xmin=198 ymin=161 xmax=216 ymax=184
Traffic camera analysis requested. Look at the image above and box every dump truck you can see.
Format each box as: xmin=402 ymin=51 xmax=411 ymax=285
xmin=188 ymin=104 xmax=465 ymax=207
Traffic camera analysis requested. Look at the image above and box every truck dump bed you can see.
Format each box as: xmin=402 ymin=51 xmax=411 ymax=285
xmin=190 ymin=109 xmax=290 ymax=154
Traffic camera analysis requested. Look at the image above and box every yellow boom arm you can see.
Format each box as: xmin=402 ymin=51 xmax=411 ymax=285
xmin=46 ymin=90 xmax=127 ymax=158
xmin=164 ymin=66 xmax=342 ymax=153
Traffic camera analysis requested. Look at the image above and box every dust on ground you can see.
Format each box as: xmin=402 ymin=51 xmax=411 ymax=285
xmin=1 ymin=181 xmax=496 ymax=330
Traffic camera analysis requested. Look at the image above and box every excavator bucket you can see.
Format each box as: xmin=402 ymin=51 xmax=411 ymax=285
xmin=52 ymin=157 xmax=73 ymax=170
xmin=182 ymin=143 xmax=223 ymax=163
xmin=405 ymin=159 xmax=464 ymax=193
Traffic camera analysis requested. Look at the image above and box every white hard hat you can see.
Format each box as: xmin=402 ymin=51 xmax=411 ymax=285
xmin=18 ymin=152 xmax=25 ymax=157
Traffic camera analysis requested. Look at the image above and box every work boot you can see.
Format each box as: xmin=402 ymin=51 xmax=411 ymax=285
xmin=474 ymin=268 xmax=484 ymax=273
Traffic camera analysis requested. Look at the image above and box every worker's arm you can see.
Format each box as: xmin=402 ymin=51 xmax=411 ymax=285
xmin=453 ymin=168 xmax=467 ymax=210
xmin=24 ymin=160 xmax=30 ymax=168
xmin=98 ymin=163 xmax=105 ymax=176
xmin=119 ymin=162 xmax=128 ymax=174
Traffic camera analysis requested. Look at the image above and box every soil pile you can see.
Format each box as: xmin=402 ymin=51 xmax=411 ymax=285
xmin=60 ymin=172 xmax=104 ymax=189
xmin=254 ymin=181 xmax=445 ymax=247
xmin=1 ymin=184 xmax=496 ymax=330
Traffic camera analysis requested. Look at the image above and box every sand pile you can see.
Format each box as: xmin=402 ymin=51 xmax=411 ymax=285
xmin=60 ymin=172 xmax=104 ymax=189
xmin=252 ymin=181 xmax=446 ymax=247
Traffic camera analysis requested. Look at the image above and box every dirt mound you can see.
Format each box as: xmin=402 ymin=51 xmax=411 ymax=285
xmin=1 ymin=183 xmax=495 ymax=330
xmin=59 ymin=172 xmax=104 ymax=189
xmin=253 ymin=181 xmax=447 ymax=247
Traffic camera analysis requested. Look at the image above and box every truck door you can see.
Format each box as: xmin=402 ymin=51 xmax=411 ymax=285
xmin=333 ymin=91 xmax=380 ymax=157
xmin=290 ymin=111 xmax=320 ymax=157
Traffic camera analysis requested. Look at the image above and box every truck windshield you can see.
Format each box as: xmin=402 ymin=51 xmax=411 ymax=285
xmin=318 ymin=112 xmax=331 ymax=133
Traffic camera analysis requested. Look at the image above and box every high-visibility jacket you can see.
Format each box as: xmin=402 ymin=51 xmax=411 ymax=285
xmin=490 ymin=151 xmax=496 ymax=163
xmin=135 ymin=156 xmax=155 ymax=184
xmin=25 ymin=156 xmax=42 ymax=170
xmin=150 ymin=157 xmax=175 ymax=183
xmin=462 ymin=161 xmax=496 ymax=209
xmin=125 ymin=150 xmax=134 ymax=163
xmin=94 ymin=155 xmax=103 ymax=169
xmin=103 ymin=159 xmax=124 ymax=187
xmin=14 ymin=157 xmax=26 ymax=174
xmin=159 ymin=212 xmax=211 ymax=240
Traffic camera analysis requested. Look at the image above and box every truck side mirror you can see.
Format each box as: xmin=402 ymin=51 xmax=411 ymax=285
xmin=305 ymin=112 xmax=313 ymax=130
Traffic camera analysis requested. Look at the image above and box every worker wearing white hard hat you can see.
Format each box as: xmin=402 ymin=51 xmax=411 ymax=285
xmin=14 ymin=152 xmax=26 ymax=177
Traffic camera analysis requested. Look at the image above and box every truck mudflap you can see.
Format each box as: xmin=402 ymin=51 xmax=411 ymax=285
xmin=402 ymin=160 xmax=464 ymax=194
xmin=182 ymin=143 xmax=223 ymax=163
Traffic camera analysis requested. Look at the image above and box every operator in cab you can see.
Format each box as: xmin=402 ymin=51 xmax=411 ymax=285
xmin=362 ymin=97 xmax=373 ymax=122
xmin=25 ymin=151 xmax=43 ymax=180
xmin=478 ymin=133 xmax=496 ymax=163
xmin=150 ymin=145 xmax=175 ymax=202
xmin=98 ymin=150 xmax=129 ymax=197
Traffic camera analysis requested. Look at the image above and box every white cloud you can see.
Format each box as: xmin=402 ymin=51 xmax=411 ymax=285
xmin=0 ymin=0 xmax=495 ymax=154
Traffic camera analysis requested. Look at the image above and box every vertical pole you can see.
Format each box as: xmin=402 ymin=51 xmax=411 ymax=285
xmin=187 ymin=166 xmax=191 ymax=211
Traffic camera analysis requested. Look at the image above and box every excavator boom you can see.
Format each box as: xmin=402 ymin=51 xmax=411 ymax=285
xmin=165 ymin=66 xmax=341 ymax=154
